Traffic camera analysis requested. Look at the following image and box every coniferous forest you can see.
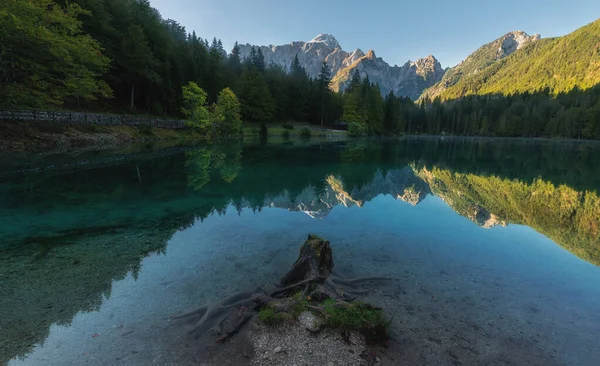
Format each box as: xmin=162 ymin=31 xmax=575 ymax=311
xmin=1 ymin=0 xmax=600 ymax=139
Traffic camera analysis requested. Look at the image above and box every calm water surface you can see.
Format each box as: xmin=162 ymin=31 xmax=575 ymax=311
xmin=1 ymin=138 xmax=600 ymax=365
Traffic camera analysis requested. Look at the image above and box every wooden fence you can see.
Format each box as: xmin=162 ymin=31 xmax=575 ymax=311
xmin=0 ymin=109 xmax=186 ymax=129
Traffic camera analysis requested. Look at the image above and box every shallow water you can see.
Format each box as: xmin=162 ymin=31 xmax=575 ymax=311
xmin=1 ymin=138 xmax=600 ymax=365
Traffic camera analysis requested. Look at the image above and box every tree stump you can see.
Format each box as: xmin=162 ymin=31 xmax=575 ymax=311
xmin=172 ymin=234 xmax=393 ymax=345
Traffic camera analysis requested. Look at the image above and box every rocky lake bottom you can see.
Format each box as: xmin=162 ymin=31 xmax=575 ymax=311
xmin=1 ymin=138 xmax=600 ymax=365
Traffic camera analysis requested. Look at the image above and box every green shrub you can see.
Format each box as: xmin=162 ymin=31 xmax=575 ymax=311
xmin=258 ymin=307 xmax=283 ymax=327
xmin=282 ymin=129 xmax=290 ymax=140
xmin=299 ymin=127 xmax=312 ymax=139
xmin=322 ymin=300 xmax=390 ymax=345
xmin=281 ymin=123 xmax=294 ymax=130
xmin=290 ymin=291 xmax=310 ymax=317
xmin=348 ymin=122 xmax=367 ymax=137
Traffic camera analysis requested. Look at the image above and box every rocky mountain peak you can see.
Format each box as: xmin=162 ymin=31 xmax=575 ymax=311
xmin=495 ymin=31 xmax=541 ymax=58
xmin=349 ymin=49 xmax=365 ymax=60
xmin=307 ymin=34 xmax=340 ymax=49
xmin=412 ymin=55 xmax=444 ymax=78
xmin=364 ymin=50 xmax=377 ymax=60
xmin=239 ymin=34 xmax=444 ymax=99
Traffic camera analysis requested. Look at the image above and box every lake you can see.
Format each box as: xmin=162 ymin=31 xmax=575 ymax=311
xmin=1 ymin=137 xmax=600 ymax=365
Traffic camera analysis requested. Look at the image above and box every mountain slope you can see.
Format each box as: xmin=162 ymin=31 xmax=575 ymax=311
xmin=239 ymin=34 xmax=365 ymax=79
xmin=422 ymin=31 xmax=540 ymax=100
xmin=435 ymin=19 xmax=600 ymax=100
xmin=239 ymin=34 xmax=444 ymax=99
xmin=330 ymin=52 xmax=444 ymax=100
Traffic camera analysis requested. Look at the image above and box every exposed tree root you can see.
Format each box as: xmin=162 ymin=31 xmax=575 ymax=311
xmin=215 ymin=311 xmax=252 ymax=344
xmin=269 ymin=276 xmax=324 ymax=298
xmin=172 ymin=287 xmax=262 ymax=335
xmin=330 ymin=275 xmax=394 ymax=287
xmin=172 ymin=235 xmax=393 ymax=344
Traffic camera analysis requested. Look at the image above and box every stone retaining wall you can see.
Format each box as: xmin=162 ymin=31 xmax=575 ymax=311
xmin=0 ymin=109 xmax=186 ymax=129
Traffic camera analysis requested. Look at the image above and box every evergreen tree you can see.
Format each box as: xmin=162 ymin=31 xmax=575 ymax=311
xmin=229 ymin=42 xmax=242 ymax=76
xmin=237 ymin=67 xmax=274 ymax=122
xmin=205 ymin=38 xmax=226 ymax=103
xmin=318 ymin=61 xmax=332 ymax=125
xmin=383 ymin=92 xmax=399 ymax=135
xmin=248 ymin=47 xmax=258 ymax=67
xmin=348 ymin=69 xmax=362 ymax=93
xmin=342 ymin=72 xmax=366 ymax=125
xmin=365 ymin=82 xmax=384 ymax=134
xmin=287 ymin=55 xmax=309 ymax=121
xmin=250 ymin=47 xmax=266 ymax=73
xmin=290 ymin=55 xmax=305 ymax=77
xmin=265 ymin=63 xmax=290 ymax=121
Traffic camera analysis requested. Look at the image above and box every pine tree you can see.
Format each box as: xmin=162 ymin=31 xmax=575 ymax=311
xmin=288 ymin=55 xmax=309 ymax=121
xmin=383 ymin=92 xmax=398 ymax=135
xmin=254 ymin=48 xmax=266 ymax=73
xmin=318 ymin=61 xmax=332 ymax=125
xmin=206 ymin=38 xmax=226 ymax=103
xmin=249 ymin=46 xmax=257 ymax=67
xmin=237 ymin=67 xmax=274 ymax=122
xmin=348 ymin=69 xmax=362 ymax=93
xmin=229 ymin=42 xmax=242 ymax=71
xmin=290 ymin=55 xmax=306 ymax=78
xmin=365 ymin=83 xmax=384 ymax=134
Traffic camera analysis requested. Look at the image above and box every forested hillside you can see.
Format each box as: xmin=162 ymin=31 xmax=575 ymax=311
xmin=412 ymin=86 xmax=600 ymax=139
xmin=437 ymin=19 xmax=600 ymax=100
xmin=422 ymin=31 xmax=540 ymax=100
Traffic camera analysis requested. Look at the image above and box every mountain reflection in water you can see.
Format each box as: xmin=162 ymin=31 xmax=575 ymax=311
xmin=1 ymin=138 xmax=599 ymax=365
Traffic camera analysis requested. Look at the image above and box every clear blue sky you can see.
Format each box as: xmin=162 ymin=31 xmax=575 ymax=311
xmin=149 ymin=0 xmax=600 ymax=68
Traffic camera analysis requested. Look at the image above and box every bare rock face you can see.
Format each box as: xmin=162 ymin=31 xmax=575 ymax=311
xmin=496 ymin=31 xmax=541 ymax=59
xmin=239 ymin=34 xmax=445 ymax=100
xmin=238 ymin=33 xmax=356 ymax=78
xmin=332 ymin=53 xmax=445 ymax=100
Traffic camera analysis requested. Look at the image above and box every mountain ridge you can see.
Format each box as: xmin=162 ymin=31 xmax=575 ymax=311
xmin=426 ymin=18 xmax=600 ymax=100
xmin=239 ymin=18 xmax=600 ymax=102
xmin=238 ymin=34 xmax=445 ymax=100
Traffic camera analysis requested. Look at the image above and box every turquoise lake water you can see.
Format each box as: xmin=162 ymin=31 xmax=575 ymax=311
xmin=1 ymin=138 xmax=599 ymax=365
